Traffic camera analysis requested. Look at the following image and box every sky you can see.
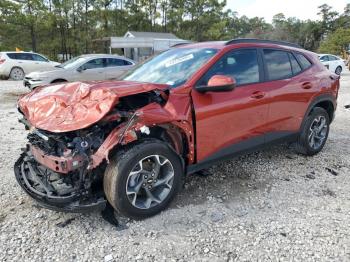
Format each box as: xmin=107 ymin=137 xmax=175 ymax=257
xmin=226 ymin=0 xmax=349 ymax=22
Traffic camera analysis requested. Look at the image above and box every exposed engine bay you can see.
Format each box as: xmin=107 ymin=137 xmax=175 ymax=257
xmin=14 ymin=81 xmax=194 ymax=212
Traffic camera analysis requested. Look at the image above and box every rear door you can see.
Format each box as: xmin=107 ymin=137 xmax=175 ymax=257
xmin=105 ymin=58 xmax=134 ymax=80
xmin=31 ymin=54 xmax=51 ymax=71
xmin=263 ymin=49 xmax=316 ymax=137
xmin=74 ymin=58 xmax=106 ymax=81
xmin=191 ymin=48 xmax=270 ymax=162
xmin=7 ymin=53 xmax=35 ymax=74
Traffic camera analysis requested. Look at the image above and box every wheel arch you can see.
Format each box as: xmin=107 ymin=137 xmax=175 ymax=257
xmin=107 ymin=124 xmax=189 ymax=165
xmin=10 ymin=66 xmax=25 ymax=75
xmin=51 ymin=78 xmax=68 ymax=83
xmin=302 ymin=94 xmax=336 ymax=130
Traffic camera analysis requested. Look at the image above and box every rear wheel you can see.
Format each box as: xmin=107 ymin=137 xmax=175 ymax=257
xmin=295 ymin=107 xmax=330 ymax=156
xmin=103 ymin=139 xmax=183 ymax=219
xmin=10 ymin=67 xmax=25 ymax=80
xmin=335 ymin=66 xmax=342 ymax=75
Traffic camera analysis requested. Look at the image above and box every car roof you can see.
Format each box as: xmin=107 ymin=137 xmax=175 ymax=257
xmin=79 ymin=54 xmax=130 ymax=59
xmin=2 ymin=51 xmax=41 ymax=54
xmin=319 ymin=54 xmax=339 ymax=57
xmin=176 ymin=39 xmax=305 ymax=52
xmin=76 ymin=54 xmax=135 ymax=63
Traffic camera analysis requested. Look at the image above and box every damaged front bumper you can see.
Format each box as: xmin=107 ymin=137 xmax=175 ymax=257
xmin=14 ymin=147 xmax=106 ymax=213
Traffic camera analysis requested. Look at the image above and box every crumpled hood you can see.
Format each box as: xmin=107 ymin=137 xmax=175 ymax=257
xmin=18 ymin=81 xmax=168 ymax=133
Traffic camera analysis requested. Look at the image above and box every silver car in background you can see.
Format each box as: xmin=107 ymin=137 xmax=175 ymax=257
xmin=24 ymin=54 xmax=135 ymax=89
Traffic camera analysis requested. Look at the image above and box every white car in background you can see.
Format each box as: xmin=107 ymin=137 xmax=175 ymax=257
xmin=0 ymin=52 xmax=60 ymax=80
xmin=24 ymin=54 xmax=135 ymax=90
xmin=318 ymin=54 xmax=346 ymax=75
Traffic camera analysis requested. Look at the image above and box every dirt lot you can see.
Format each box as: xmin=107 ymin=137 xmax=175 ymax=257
xmin=0 ymin=73 xmax=349 ymax=262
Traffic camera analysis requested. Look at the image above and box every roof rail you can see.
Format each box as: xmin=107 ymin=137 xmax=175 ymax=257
xmin=171 ymin=42 xmax=190 ymax=48
xmin=225 ymin=38 xmax=303 ymax=49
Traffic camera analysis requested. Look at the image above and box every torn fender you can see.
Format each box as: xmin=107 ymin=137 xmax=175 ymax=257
xmin=90 ymin=94 xmax=195 ymax=168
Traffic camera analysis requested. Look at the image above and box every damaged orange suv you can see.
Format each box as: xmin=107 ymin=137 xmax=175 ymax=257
xmin=15 ymin=39 xmax=339 ymax=218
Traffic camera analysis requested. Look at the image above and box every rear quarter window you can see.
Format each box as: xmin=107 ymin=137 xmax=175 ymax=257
xmin=289 ymin=53 xmax=302 ymax=75
xmin=295 ymin=53 xmax=312 ymax=70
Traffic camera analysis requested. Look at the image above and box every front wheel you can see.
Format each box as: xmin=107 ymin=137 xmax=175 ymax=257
xmin=103 ymin=139 xmax=183 ymax=219
xmin=295 ymin=107 xmax=330 ymax=156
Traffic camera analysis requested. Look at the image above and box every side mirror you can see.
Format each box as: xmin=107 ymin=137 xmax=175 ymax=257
xmin=77 ymin=67 xmax=85 ymax=73
xmin=196 ymin=75 xmax=236 ymax=93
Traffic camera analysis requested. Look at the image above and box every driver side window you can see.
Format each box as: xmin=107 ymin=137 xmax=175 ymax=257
xmin=80 ymin=58 xmax=105 ymax=70
xmin=197 ymin=49 xmax=260 ymax=86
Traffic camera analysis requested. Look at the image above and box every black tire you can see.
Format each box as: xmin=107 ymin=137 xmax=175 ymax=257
xmin=51 ymin=79 xmax=67 ymax=84
xmin=103 ymin=139 xmax=184 ymax=219
xmin=10 ymin=67 xmax=25 ymax=80
xmin=335 ymin=66 xmax=342 ymax=75
xmin=295 ymin=107 xmax=330 ymax=156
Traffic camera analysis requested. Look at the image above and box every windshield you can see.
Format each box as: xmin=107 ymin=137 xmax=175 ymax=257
xmin=57 ymin=56 xmax=87 ymax=69
xmin=121 ymin=48 xmax=218 ymax=88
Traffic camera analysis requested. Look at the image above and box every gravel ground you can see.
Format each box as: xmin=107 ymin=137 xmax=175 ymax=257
xmin=0 ymin=72 xmax=349 ymax=262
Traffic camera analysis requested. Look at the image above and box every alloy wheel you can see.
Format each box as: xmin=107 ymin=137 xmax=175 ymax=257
xmin=308 ymin=115 xmax=328 ymax=150
xmin=11 ymin=68 xmax=24 ymax=80
xmin=126 ymin=155 xmax=174 ymax=209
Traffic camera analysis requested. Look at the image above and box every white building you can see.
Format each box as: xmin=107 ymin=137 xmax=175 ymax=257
xmin=96 ymin=31 xmax=190 ymax=62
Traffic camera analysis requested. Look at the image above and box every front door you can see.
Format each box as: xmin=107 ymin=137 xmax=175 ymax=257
xmin=75 ymin=58 xmax=106 ymax=81
xmin=31 ymin=54 xmax=51 ymax=71
xmin=191 ymin=48 xmax=270 ymax=162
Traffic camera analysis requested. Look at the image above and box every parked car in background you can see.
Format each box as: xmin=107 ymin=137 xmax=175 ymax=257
xmin=24 ymin=54 xmax=136 ymax=90
xmin=318 ymin=54 xmax=346 ymax=75
xmin=0 ymin=51 xmax=60 ymax=80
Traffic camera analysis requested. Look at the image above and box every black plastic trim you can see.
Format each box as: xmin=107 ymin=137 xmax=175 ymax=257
xmin=186 ymin=131 xmax=298 ymax=174
xmin=301 ymin=94 xmax=336 ymax=127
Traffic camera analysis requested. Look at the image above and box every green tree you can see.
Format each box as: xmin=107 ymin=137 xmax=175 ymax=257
xmin=319 ymin=28 xmax=350 ymax=54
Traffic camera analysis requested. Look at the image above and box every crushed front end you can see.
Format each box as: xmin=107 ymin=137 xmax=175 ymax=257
xmin=14 ymin=124 xmax=111 ymax=212
xmin=14 ymin=81 xmax=193 ymax=213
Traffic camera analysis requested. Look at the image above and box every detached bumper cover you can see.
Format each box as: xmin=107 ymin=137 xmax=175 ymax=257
xmin=14 ymin=149 xmax=106 ymax=213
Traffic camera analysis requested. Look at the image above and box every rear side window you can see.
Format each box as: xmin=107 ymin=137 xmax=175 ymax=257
xmin=198 ymin=49 xmax=260 ymax=86
xmin=328 ymin=55 xmax=339 ymax=61
xmin=289 ymin=53 xmax=302 ymax=75
xmin=106 ymin=58 xmax=131 ymax=67
xmin=7 ymin=53 xmax=18 ymax=59
xmin=7 ymin=53 xmax=33 ymax=60
xmin=295 ymin=53 xmax=312 ymax=70
xmin=263 ymin=49 xmax=292 ymax=80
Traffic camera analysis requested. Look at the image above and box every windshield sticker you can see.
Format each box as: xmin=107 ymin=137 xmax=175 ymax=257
xmin=165 ymin=54 xmax=194 ymax=68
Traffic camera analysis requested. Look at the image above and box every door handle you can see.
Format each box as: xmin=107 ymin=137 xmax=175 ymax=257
xmin=250 ymin=91 xmax=265 ymax=99
xmin=301 ymin=82 xmax=312 ymax=89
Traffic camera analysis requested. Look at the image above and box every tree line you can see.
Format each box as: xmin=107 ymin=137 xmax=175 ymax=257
xmin=0 ymin=0 xmax=349 ymax=60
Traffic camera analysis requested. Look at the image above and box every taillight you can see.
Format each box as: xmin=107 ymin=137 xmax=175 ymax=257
xmin=0 ymin=59 xmax=6 ymax=64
